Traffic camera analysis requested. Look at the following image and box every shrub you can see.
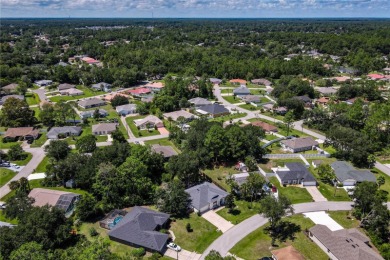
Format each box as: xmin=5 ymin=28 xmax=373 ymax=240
xmin=148 ymin=252 xmax=162 ymax=260
xmin=130 ymin=248 xmax=146 ymax=257
xmin=89 ymin=227 xmax=99 ymax=237
xmin=186 ymin=223 xmax=192 ymax=232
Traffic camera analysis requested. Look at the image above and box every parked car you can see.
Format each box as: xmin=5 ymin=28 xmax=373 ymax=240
xmin=0 ymin=202 xmax=6 ymax=209
xmin=167 ymin=242 xmax=181 ymax=252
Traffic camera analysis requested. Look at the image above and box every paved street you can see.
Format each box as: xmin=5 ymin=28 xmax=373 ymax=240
xmin=202 ymin=210 xmax=234 ymax=233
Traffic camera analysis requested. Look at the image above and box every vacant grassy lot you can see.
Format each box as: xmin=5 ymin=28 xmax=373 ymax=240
xmin=269 ymin=177 xmax=313 ymax=204
xmin=0 ymin=168 xmax=16 ymax=187
xmin=222 ymin=96 xmax=241 ymax=104
xmin=144 ymin=138 xmax=180 ymax=153
xmin=230 ymin=214 xmax=328 ymax=260
xmin=49 ymin=86 xmax=105 ymax=102
xmin=170 ymin=213 xmax=222 ymax=253
xmin=217 ymin=200 xmax=260 ymax=224
xmin=126 ymin=115 xmax=161 ymax=137
xmin=203 ymin=166 xmax=238 ymax=191
xmin=238 ymin=104 xmax=259 ymax=111
xmin=328 ymin=211 xmax=360 ymax=229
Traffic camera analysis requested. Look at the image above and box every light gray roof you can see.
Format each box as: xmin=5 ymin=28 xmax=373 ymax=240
xmin=109 ymin=206 xmax=170 ymax=252
xmin=276 ymin=163 xmax=316 ymax=183
xmin=91 ymin=82 xmax=111 ymax=89
xmin=241 ymin=95 xmax=260 ymax=103
xmin=92 ymin=123 xmax=117 ymax=133
xmin=78 ymin=98 xmax=105 ymax=107
xmin=80 ymin=109 xmax=108 ymax=117
xmin=331 ymin=161 xmax=376 ymax=183
xmin=163 ymin=110 xmax=197 ymax=121
xmin=309 ymin=224 xmax=383 ymax=260
xmin=188 ymin=97 xmax=212 ymax=106
xmin=233 ymin=85 xmax=250 ymax=95
xmin=316 ymin=87 xmax=337 ymax=95
xmin=281 ymin=137 xmax=318 ymax=149
xmin=0 ymin=95 xmax=24 ymax=104
xmin=58 ymin=83 xmax=75 ymax=90
xmin=116 ymin=104 xmax=137 ymax=113
xmin=151 ymin=144 xmax=178 ymax=158
xmin=46 ymin=126 xmax=82 ymax=139
xmin=3 ymin=83 xmax=19 ymax=90
xmin=197 ymin=104 xmax=229 ymax=115
xmin=185 ymin=182 xmax=228 ymax=211
xmin=251 ymin=78 xmax=272 ymax=86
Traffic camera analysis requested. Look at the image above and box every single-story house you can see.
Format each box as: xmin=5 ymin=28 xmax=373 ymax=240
xmin=58 ymin=83 xmax=75 ymax=91
xmin=134 ymin=115 xmax=163 ymax=130
xmin=92 ymin=123 xmax=118 ymax=135
xmin=163 ymin=110 xmax=197 ymax=121
xmin=262 ymin=103 xmax=274 ymax=111
xmin=309 ymin=224 xmax=383 ymax=260
xmin=229 ymin=79 xmax=247 ymax=85
xmin=108 ymin=206 xmax=170 ymax=253
xmin=2 ymin=83 xmax=18 ymax=93
xmin=331 ymin=161 xmax=376 ymax=186
xmin=210 ymin=78 xmax=222 ymax=85
xmin=151 ymin=144 xmax=178 ymax=158
xmin=188 ymin=97 xmax=212 ymax=107
xmin=293 ymin=96 xmax=313 ymax=108
xmin=78 ymin=98 xmax=106 ymax=109
xmin=273 ymin=162 xmax=317 ymax=186
xmin=240 ymin=95 xmax=260 ymax=104
xmin=316 ymin=87 xmax=337 ymax=97
xmin=251 ymin=78 xmax=272 ymax=86
xmin=127 ymin=87 xmax=151 ymax=97
xmin=0 ymin=95 xmax=24 ymax=105
xmin=34 ymin=80 xmax=53 ymax=87
xmin=273 ymin=106 xmax=288 ymax=115
xmin=46 ymin=126 xmax=82 ymax=139
xmin=331 ymin=76 xmax=351 ymax=83
xmin=102 ymin=93 xmax=129 ymax=102
xmin=185 ymin=182 xmax=228 ymax=214
xmin=79 ymin=109 xmax=108 ymax=119
xmin=91 ymin=82 xmax=112 ymax=92
xmin=271 ymin=246 xmax=304 ymax=260
xmin=280 ymin=137 xmax=319 ymax=153
xmin=251 ymin=121 xmax=278 ymax=133
xmin=116 ymin=104 xmax=137 ymax=116
xmin=196 ymin=103 xmax=230 ymax=118
xmin=145 ymin=82 xmax=164 ymax=92
xmin=233 ymin=85 xmax=250 ymax=96
xmin=60 ymin=88 xmax=84 ymax=96
xmin=316 ymin=97 xmax=331 ymax=106
xmin=3 ymin=127 xmax=40 ymax=141
xmin=28 ymin=188 xmax=80 ymax=217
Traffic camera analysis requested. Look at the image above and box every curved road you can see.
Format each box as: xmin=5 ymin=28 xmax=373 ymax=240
xmin=200 ymin=201 xmax=390 ymax=259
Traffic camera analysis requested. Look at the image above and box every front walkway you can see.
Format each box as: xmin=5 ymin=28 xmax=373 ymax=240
xmin=202 ymin=210 xmax=234 ymax=233
xmin=164 ymin=248 xmax=201 ymax=260
xmin=305 ymin=186 xmax=327 ymax=202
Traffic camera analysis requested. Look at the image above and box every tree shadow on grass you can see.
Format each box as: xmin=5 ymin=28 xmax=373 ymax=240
xmin=228 ymin=208 xmax=241 ymax=216
xmin=264 ymin=220 xmax=301 ymax=246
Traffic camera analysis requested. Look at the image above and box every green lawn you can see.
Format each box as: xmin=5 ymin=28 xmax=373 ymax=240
xmin=264 ymin=134 xmax=279 ymax=141
xmin=217 ymin=200 xmax=260 ymax=224
xmin=125 ymin=115 xmax=161 ymax=138
xmin=0 ymin=168 xmax=16 ymax=187
xmin=25 ymin=93 xmax=39 ymax=106
xmin=144 ymin=138 xmax=180 ymax=153
xmin=230 ymin=214 xmax=328 ymax=260
xmin=371 ymin=168 xmax=390 ymax=201
xmin=203 ymin=166 xmax=238 ymax=191
xmin=209 ymin=113 xmax=247 ymax=123
xmin=34 ymin=156 xmax=49 ymax=173
xmin=95 ymin=135 xmax=108 ymax=142
xmin=250 ymin=89 xmax=266 ymax=95
xmin=328 ymin=211 xmax=360 ymax=229
xmin=220 ymin=88 xmax=235 ymax=94
xmin=222 ymin=96 xmax=241 ymax=104
xmin=118 ymin=120 xmax=129 ymax=139
xmin=0 ymin=138 xmax=22 ymax=149
xmin=0 ymin=210 xmax=18 ymax=225
xmin=31 ymin=106 xmax=41 ymax=119
xmin=269 ymin=177 xmax=313 ymax=204
xmin=261 ymin=111 xmax=285 ymax=121
xmin=49 ymin=86 xmax=105 ymax=102
xmin=238 ymin=104 xmax=259 ymax=111
xmin=170 ymin=213 xmax=222 ymax=253
xmin=11 ymin=152 xmax=32 ymax=166
xmin=30 ymin=133 xmax=47 ymax=148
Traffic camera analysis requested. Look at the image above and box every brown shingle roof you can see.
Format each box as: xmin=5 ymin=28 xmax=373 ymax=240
xmin=251 ymin=121 xmax=278 ymax=132
xmin=4 ymin=127 xmax=39 ymax=139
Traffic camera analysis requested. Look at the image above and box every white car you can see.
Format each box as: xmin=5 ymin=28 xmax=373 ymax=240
xmin=167 ymin=242 xmax=181 ymax=252
xmin=0 ymin=202 xmax=6 ymax=209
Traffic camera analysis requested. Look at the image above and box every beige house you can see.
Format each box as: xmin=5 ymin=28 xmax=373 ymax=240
xmin=92 ymin=123 xmax=118 ymax=135
xmin=134 ymin=115 xmax=163 ymax=130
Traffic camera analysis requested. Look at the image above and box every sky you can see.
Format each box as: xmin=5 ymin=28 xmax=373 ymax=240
xmin=1 ymin=0 xmax=390 ymax=18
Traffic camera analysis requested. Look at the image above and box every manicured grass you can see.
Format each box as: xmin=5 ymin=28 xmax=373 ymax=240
xmin=30 ymin=133 xmax=47 ymax=148
xmin=11 ymin=152 xmax=32 ymax=166
xmin=269 ymin=177 xmax=313 ymax=204
xmin=203 ymin=166 xmax=238 ymax=191
xmin=170 ymin=213 xmax=222 ymax=253
xmin=0 ymin=139 xmax=22 ymax=149
xmin=264 ymin=134 xmax=279 ymax=141
xmin=95 ymin=135 xmax=108 ymax=142
xmin=31 ymin=106 xmax=41 ymax=119
xmin=222 ymin=96 xmax=241 ymax=104
xmin=250 ymin=89 xmax=266 ymax=95
xmin=372 ymin=168 xmax=390 ymax=201
xmin=144 ymin=138 xmax=180 ymax=153
xmin=118 ymin=120 xmax=129 ymax=139
xmin=261 ymin=111 xmax=285 ymax=121
xmin=220 ymin=88 xmax=235 ymax=94
xmin=34 ymin=156 xmax=49 ymax=173
xmin=230 ymin=214 xmax=328 ymax=260
xmin=238 ymin=104 xmax=260 ymax=111
xmin=125 ymin=115 xmax=161 ymax=138
xmin=328 ymin=211 xmax=360 ymax=229
xmin=25 ymin=93 xmax=39 ymax=105
xmin=0 ymin=168 xmax=16 ymax=187
xmin=0 ymin=210 xmax=18 ymax=225
xmin=217 ymin=200 xmax=260 ymax=224
xmin=49 ymin=86 xmax=105 ymax=102
xmin=209 ymin=113 xmax=247 ymax=123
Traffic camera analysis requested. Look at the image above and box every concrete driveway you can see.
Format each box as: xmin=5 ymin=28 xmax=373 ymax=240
xmin=202 ymin=210 xmax=234 ymax=233
xmin=164 ymin=248 xmax=201 ymax=260
xmin=303 ymin=211 xmax=343 ymax=231
xmin=305 ymin=186 xmax=327 ymax=202
xmin=158 ymin=127 xmax=169 ymax=135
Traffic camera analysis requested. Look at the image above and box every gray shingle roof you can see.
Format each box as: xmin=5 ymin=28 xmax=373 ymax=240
xmin=276 ymin=163 xmax=316 ymax=183
xmin=58 ymin=83 xmax=75 ymax=90
xmin=47 ymin=126 xmax=82 ymax=139
xmin=185 ymin=182 xmax=228 ymax=211
xmin=78 ymin=98 xmax=105 ymax=107
xmin=309 ymin=224 xmax=383 ymax=260
xmin=281 ymin=137 xmax=318 ymax=149
xmin=197 ymin=104 xmax=229 ymax=115
xmin=189 ymin=97 xmax=212 ymax=106
xmin=331 ymin=161 xmax=376 ymax=183
xmin=108 ymin=207 xmax=170 ymax=252
xmin=233 ymin=85 xmax=250 ymax=95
